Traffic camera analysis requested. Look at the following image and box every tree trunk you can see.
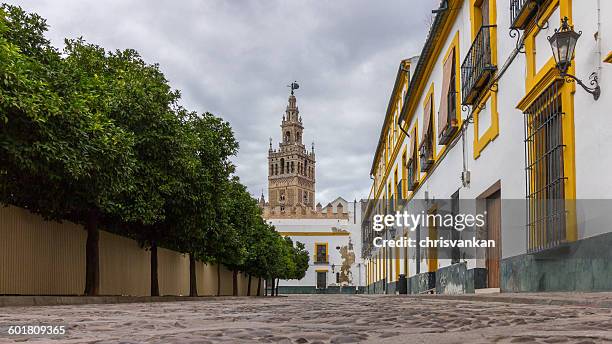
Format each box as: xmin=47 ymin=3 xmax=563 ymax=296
xmin=232 ymin=270 xmax=238 ymax=296
xmin=189 ymin=255 xmax=198 ymax=297
xmin=84 ymin=211 xmax=100 ymax=296
xmin=216 ymin=264 xmax=221 ymax=296
xmin=257 ymin=277 xmax=261 ymax=296
xmin=150 ymin=241 xmax=159 ymax=296
xmin=247 ymin=274 xmax=252 ymax=296
xmin=276 ymin=278 xmax=280 ymax=296
xmin=270 ymin=278 xmax=275 ymax=296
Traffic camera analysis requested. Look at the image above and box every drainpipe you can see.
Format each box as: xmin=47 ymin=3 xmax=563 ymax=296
xmin=597 ymin=0 xmax=602 ymax=78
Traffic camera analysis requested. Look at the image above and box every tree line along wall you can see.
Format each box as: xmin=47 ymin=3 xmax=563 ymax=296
xmin=0 ymin=205 xmax=261 ymax=296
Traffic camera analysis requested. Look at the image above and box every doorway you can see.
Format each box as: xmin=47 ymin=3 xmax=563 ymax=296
xmin=485 ymin=190 xmax=501 ymax=288
xmin=316 ymin=271 xmax=327 ymax=289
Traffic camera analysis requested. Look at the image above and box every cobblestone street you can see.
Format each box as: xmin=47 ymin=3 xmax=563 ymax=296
xmin=1 ymin=295 xmax=612 ymax=343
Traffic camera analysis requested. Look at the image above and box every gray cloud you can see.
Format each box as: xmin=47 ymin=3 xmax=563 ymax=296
xmin=10 ymin=0 xmax=437 ymax=204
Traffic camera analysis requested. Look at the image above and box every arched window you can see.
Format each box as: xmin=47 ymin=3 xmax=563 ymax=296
xmin=274 ymin=164 xmax=278 ymax=175
xmin=280 ymin=158 xmax=285 ymax=174
xmin=291 ymin=161 xmax=294 ymax=173
xmin=304 ymin=160 xmax=307 ymax=175
xmin=285 ymin=131 xmax=291 ymax=143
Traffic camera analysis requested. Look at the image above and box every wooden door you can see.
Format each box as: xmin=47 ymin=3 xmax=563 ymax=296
xmin=316 ymin=271 xmax=327 ymax=289
xmin=428 ymin=213 xmax=438 ymax=272
xmin=486 ymin=190 xmax=501 ymax=288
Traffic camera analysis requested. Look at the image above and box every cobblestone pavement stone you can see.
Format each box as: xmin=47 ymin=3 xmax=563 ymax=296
xmin=1 ymin=295 xmax=611 ymax=343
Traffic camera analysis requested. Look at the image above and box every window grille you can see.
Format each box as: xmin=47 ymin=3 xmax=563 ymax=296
xmin=524 ymin=80 xmax=566 ymax=253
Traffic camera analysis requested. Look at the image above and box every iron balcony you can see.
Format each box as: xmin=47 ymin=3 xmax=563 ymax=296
xmin=510 ymin=0 xmax=540 ymax=30
xmin=461 ymin=25 xmax=497 ymax=106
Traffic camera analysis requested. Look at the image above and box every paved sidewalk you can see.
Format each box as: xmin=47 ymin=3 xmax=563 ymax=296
xmin=412 ymin=291 xmax=612 ymax=308
xmin=0 ymin=294 xmax=611 ymax=343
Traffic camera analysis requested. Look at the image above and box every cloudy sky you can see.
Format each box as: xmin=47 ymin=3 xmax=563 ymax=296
xmin=11 ymin=0 xmax=437 ymax=205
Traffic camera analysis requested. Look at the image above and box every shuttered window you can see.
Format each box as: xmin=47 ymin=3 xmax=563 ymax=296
xmin=439 ymin=47 xmax=459 ymax=145
xmin=420 ymin=95 xmax=435 ymax=172
xmin=407 ymin=128 xmax=419 ymax=191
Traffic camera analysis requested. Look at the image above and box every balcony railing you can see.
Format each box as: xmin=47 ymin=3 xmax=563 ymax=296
xmin=510 ymin=0 xmax=539 ymax=30
xmin=461 ymin=25 xmax=497 ymax=106
xmin=314 ymin=257 xmax=329 ymax=264
xmin=419 ymin=142 xmax=434 ymax=173
xmin=396 ymin=181 xmax=403 ymax=202
xmin=407 ymin=162 xmax=418 ymax=191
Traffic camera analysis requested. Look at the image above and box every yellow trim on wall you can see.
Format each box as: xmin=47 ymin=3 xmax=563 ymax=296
xmin=605 ymin=51 xmax=612 ymax=64
xmin=473 ymin=91 xmax=500 ymax=159
xmin=278 ymin=231 xmax=350 ymax=236
xmin=421 ymin=83 xmax=437 ymax=162
xmin=409 ymin=121 xmax=420 ymax=197
xmin=315 ymin=269 xmax=328 ymax=272
xmin=393 ymin=167 xmax=398 ymax=206
xmin=399 ymin=1 xmax=462 ymax=175
xmin=372 ymin=65 xmax=412 ymax=201
xmin=314 ymin=242 xmax=329 ymax=263
xmin=516 ymin=58 xmax=577 ymax=245
xmin=524 ymin=0 xmax=559 ymax=90
xmin=442 ymin=31 xmax=463 ymax=133
xmin=469 ymin=0 xmax=499 ymax=159
xmin=401 ymin=147 xmax=407 ymax=200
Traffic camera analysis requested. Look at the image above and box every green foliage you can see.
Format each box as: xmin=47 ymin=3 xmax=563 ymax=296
xmin=0 ymin=5 xmax=135 ymax=223
xmin=0 ymin=4 xmax=310 ymax=288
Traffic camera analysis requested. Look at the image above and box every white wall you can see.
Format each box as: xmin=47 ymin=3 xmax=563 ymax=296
xmin=367 ymin=0 xmax=612 ymax=279
xmin=271 ymin=200 xmax=364 ymax=289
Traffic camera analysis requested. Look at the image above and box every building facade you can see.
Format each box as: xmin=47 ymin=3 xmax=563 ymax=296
xmin=363 ymin=0 xmax=612 ymax=294
xmin=261 ymin=89 xmax=364 ymax=293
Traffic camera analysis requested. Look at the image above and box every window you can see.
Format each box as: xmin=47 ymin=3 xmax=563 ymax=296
xmin=439 ymin=40 xmax=460 ymax=146
xmin=524 ymin=80 xmax=566 ymax=253
xmin=315 ymin=243 xmax=328 ymax=263
xmin=395 ymin=168 xmax=402 ymax=203
xmin=280 ymin=158 xmax=285 ymax=174
xmin=401 ymin=151 xmax=407 ymax=198
xmin=462 ymin=0 xmax=497 ymax=106
xmin=420 ymin=91 xmax=435 ymax=172
xmin=407 ymin=126 xmax=419 ymax=192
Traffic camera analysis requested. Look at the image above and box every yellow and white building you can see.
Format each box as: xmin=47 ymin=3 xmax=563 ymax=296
xmin=363 ymin=0 xmax=612 ymax=293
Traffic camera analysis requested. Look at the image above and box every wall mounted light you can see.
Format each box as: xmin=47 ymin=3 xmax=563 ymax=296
xmin=548 ymin=17 xmax=601 ymax=100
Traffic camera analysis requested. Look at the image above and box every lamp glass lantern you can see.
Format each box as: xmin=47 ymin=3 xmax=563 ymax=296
xmin=548 ymin=17 xmax=581 ymax=75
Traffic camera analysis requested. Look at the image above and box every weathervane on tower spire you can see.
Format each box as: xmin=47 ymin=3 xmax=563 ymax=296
xmin=287 ymin=81 xmax=299 ymax=95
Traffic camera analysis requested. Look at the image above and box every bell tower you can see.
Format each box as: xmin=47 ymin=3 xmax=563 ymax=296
xmin=268 ymin=82 xmax=316 ymax=210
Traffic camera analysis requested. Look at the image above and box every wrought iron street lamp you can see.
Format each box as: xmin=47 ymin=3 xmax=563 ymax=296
xmin=548 ymin=17 xmax=601 ymax=100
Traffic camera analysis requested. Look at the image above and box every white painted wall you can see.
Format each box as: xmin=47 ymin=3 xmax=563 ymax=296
xmin=367 ymin=0 xmax=612 ymax=280
xmin=271 ymin=200 xmax=364 ymax=290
